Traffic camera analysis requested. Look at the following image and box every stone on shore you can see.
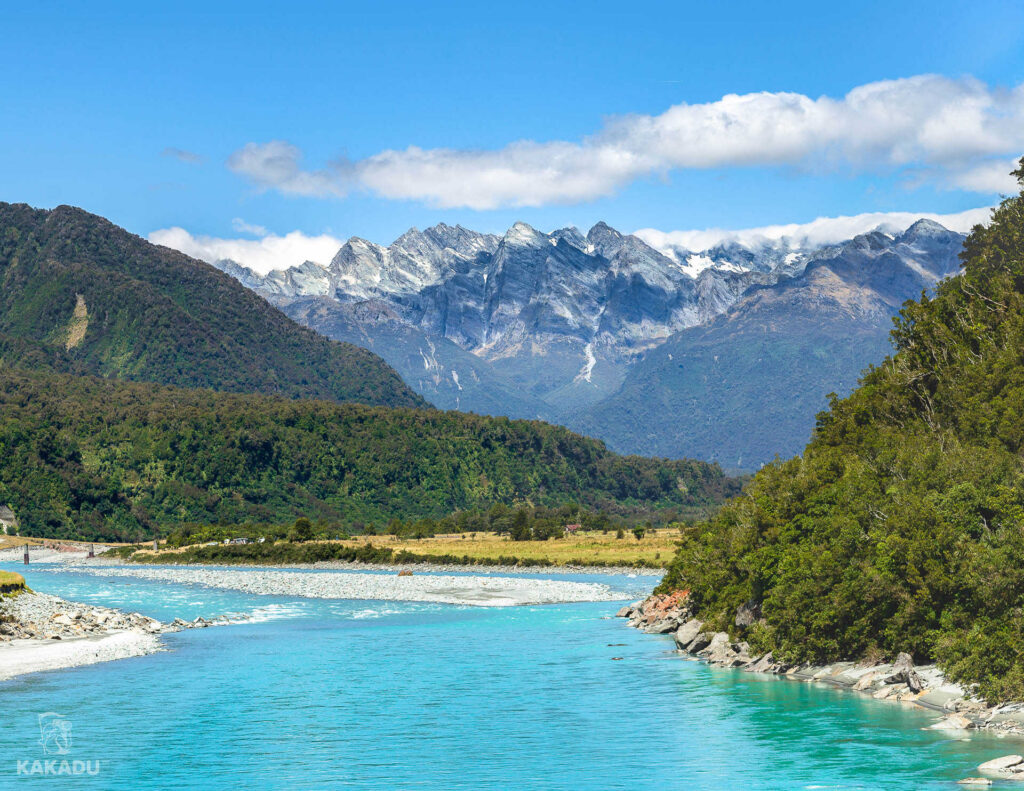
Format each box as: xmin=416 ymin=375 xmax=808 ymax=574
xmin=884 ymin=651 xmax=924 ymax=693
xmin=929 ymin=713 xmax=973 ymax=731
xmin=674 ymin=619 xmax=703 ymax=649
xmin=746 ymin=652 xmax=775 ymax=673
xmin=698 ymin=632 xmax=750 ymax=666
xmin=644 ymin=618 xmax=679 ymax=634
xmin=978 ymin=755 xmax=1024 ymax=773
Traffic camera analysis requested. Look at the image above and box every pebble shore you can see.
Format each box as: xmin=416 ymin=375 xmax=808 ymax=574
xmin=0 ymin=591 xmax=166 ymax=682
xmin=0 ymin=587 xmax=238 ymax=681
xmin=48 ymin=564 xmax=625 ymax=606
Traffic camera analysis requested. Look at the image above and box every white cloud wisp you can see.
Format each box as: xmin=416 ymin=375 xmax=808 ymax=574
xmin=227 ymin=75 xmax=1024 ymax=209
xmin=149 ymin=226 xmax=343 ymax=275
xmin=635 ymin=206 xmax=995 ymax=258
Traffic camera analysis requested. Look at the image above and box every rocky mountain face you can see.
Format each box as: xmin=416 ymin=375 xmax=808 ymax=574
xmin=570 ymin=220 xmax=967 ymax=468
xmin=215 ymin=218 xmax=966 ymax=468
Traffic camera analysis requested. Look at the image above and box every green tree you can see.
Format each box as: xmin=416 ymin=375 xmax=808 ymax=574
xmin=288 ymin=517 xmax=314 ymax=543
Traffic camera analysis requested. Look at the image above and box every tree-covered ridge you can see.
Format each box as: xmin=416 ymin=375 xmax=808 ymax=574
xmin=0 ymin=202 xmax=425 ymax=409
xmin=657 ymin=160 xmax=1024 ymax=702
xmin=0 ymin=368 xmax=737 ymax=543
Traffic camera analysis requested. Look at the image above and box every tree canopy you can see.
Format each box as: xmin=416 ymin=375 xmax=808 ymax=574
xmin=658 ymin=159 xmax=1024 ymax=703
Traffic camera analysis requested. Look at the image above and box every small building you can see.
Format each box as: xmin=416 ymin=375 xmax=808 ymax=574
xmin=564 ymin=523 xmax=582 ymax=535
xmin=229 ymin=537 xmax=252 ymax=545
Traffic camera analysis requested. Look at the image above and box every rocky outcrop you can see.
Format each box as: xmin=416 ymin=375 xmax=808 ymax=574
xmin=617 ymin=592 xmax=1024 ymax=737
xmin=622 ymin=590 xmax=693 ymax=634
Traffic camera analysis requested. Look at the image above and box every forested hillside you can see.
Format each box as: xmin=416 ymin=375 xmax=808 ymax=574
xmin=0 ymin=202 xmax=424 ymax=408
xmin=657 ymin=161 xmax=1024 ymax=702
xmin=0 ymin=369 xmax=737 ymax=542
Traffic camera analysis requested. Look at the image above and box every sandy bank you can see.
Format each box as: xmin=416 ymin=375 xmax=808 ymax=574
xmin=0 ymin=631 xmax=161 ymax=681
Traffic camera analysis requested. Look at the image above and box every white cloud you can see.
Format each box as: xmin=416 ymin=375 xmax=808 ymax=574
xmin=226 ymin=75 xmax=1024 ymax=209
xmin=227 ymin=140 xmax=351 ymax=197
xmin=148 ymin=227 xmax=343 ymax=275
xmin=230 ymin=217 xmax=269 ymax=236
xmin=946 ymin=158 xmax=1021 ymax=193
xmin=634 ymin=206 xmax=995 ymax=257
xmin=161 ymin=147 xmax=204 ymax=164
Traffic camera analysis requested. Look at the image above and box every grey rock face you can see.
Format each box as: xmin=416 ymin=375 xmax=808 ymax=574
xmin=213 ymin=219 xmax=966 ymax=463
xmin=674 ymin=619 xmax=704 ymax=649
xmin=735 ymin=600 xmax=762 ymax=629
xmin=570 ymin=223 xmax=966 ymax=466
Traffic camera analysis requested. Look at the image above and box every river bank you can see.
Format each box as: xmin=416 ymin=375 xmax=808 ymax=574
xmin=89 ymin=555 xmax=664 ymax=577
xmin=0 ymin=591 xmax=166 ymax=681
xmin=42 ymin=564 xmax=626 ymax=606
xmin=0 ymin=587 xmax=238 ymax=682
xmin=620 ymin=593 xmax=1024 ymax=736
xmin=622 ymin=593 xmax=1024 ymax=783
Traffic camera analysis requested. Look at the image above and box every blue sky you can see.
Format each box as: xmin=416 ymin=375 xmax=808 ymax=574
xmin=3 ymin=0 xmax=1024 ymax=268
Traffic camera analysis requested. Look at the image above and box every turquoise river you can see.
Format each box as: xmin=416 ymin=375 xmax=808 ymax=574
xmin=0 ymin=564 xmax=1017 ymax=789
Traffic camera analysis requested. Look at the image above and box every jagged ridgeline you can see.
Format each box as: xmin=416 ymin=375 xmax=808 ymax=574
xmin=0 ymin=369 xmax=737 ymax=542
xmin=0 ymin=202 xmax=425 ymax=408
xmin=656 ymin=160 xmax=1024 ymax=702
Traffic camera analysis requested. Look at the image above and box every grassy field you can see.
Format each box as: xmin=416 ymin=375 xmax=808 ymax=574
xmin=132 ymin=528 xmax=684 ymax=568
xmin=339 ymin=530 xmax=681 ymax=567
xmin=0 ymin=571 xmax=26 ymax=596
xmin=0 ymin=535 xmax=45 ymax=552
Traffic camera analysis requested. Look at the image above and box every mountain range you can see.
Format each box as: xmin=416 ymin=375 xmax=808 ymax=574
xmin=213 ymin=217 xmax=968 ymax=468
xmin=0 ymin=202 xmax=736 ymax=540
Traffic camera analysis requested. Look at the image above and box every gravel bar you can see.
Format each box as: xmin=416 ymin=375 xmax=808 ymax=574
xmin=48 ymin=565 xmax=626 ymax=606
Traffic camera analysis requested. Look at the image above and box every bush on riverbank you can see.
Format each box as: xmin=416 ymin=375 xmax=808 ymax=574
xmin=657 ymin=161 xmax=1024 ymax=703
xmin=118 ymin=540 xmax=663 ymax=569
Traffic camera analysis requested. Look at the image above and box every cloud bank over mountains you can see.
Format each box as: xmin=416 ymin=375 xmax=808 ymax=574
xmin=226 ymin=75 xmax=1024 ymax=209
xmin=150 ymin=206 xmax=993 ymax=276
xmin=635 ymin=206 xmax=993 ymax=259
xmin=149 ymin=225 xmax=345 ymax=275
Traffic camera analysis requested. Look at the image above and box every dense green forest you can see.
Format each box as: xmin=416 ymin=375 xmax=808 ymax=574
xmin=0 ymin=202 xmax=423 ymax=408
xmin=0 ymin=369 xmax=736 ymax=542
xmin=657 ymin=160 xmax=1024 ymax=702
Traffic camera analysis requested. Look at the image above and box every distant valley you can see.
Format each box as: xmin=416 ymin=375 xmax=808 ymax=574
xmin=213 ymin=217 xmax=968 ymax=468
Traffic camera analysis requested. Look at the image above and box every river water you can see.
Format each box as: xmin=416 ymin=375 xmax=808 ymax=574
xmin=0 ymin=564 xmax=1014 ymax=789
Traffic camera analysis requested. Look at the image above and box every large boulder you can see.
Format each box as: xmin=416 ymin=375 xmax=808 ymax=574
xmin=746 ymin=652 xmax=775 ymax=673
xmin=700 ymin=632 xmax=742 ymax=665
xmin=885 ymin=652 xmax=924 ymax=692
xmin=674 ymin=619 xmax=703 ymax=649
xmin=644 ymin=618 xmax=679 ymax=634
xmin=685 ymin=632 xmax=712 ymax=653
xmin=978 ymin=755 xmax=1024 ymax=773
